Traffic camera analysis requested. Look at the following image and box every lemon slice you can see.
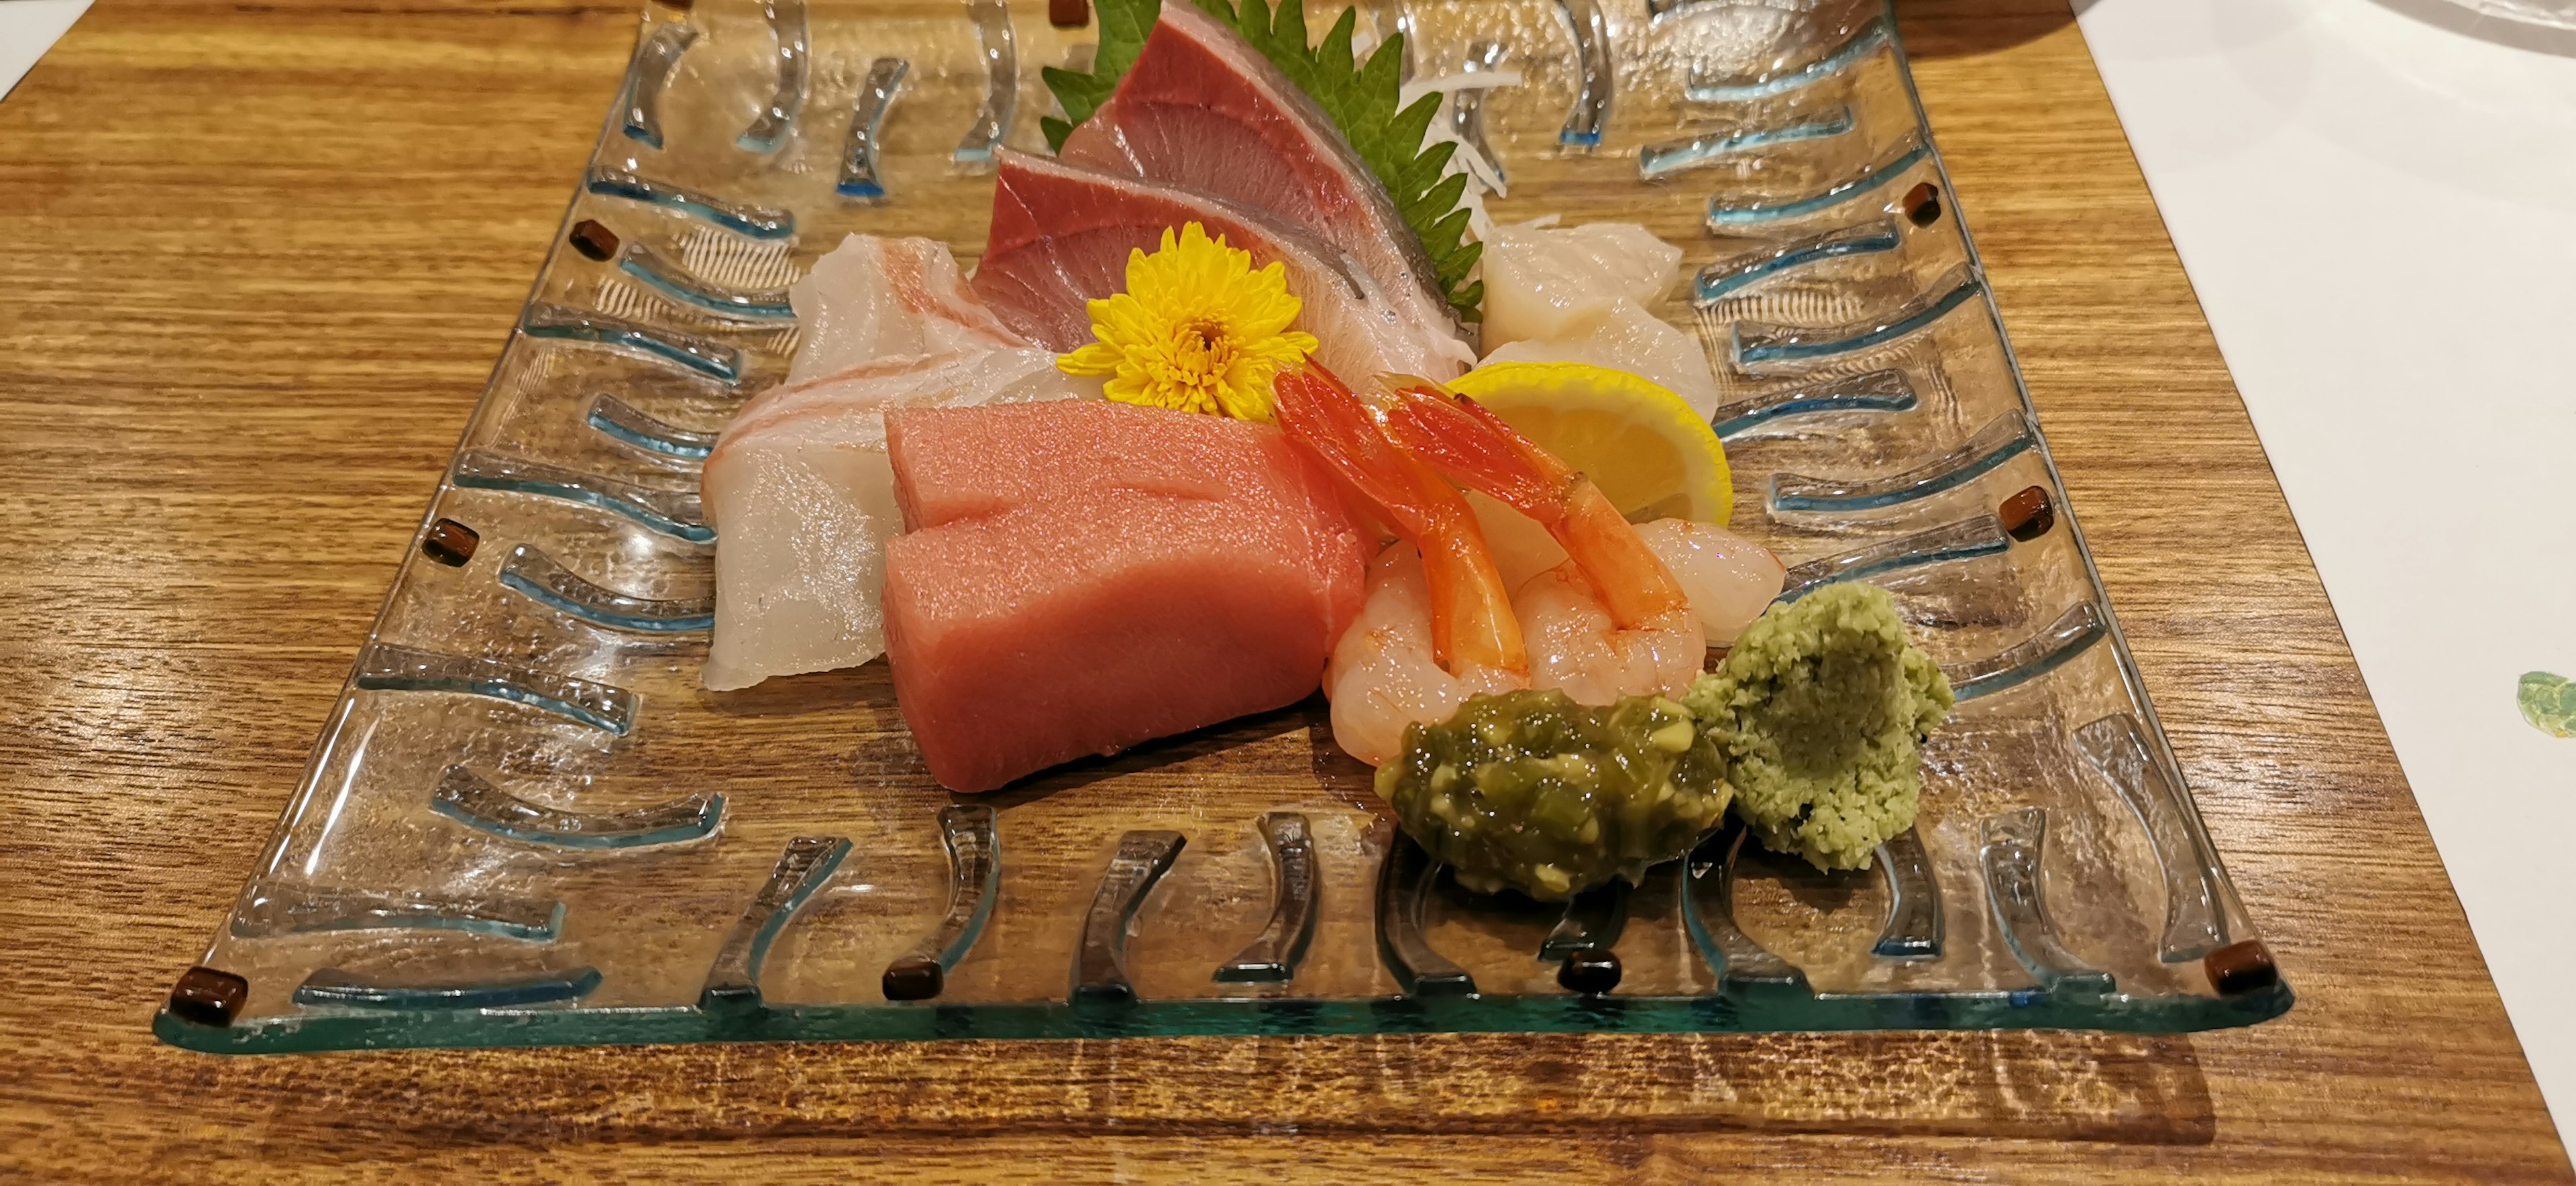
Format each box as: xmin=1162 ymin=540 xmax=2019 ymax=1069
xmin=1444 ymin=361 xmax=1733 ymax=525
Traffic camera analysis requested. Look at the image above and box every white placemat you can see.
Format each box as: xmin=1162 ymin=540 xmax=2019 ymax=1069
xmin=0 ymin=0 xmax=89 ymax=101
xmin=2076 ymin=0 xmax=2576 ymax=1135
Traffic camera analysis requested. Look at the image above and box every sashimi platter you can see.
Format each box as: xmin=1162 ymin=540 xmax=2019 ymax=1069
xmin=158 ymin=0 xmax=2292 ymax=1055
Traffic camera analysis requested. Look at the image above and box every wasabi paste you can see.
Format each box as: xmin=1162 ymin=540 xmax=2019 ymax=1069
xmin=1684 ymin=582 xmax=1953 ymax=872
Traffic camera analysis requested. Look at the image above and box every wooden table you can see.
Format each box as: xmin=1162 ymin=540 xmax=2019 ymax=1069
xmin=1 ymin=0 xmax=2566 ymax=1179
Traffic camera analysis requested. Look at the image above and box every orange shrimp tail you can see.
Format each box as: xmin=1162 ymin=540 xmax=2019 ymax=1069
xmin=1275 ymin=363 xmax=1431 ymax=542
xmin=1379 ymin=379 xmax=1576 ymax=528
xmin=1273 ymin=362 xmax=1526 ymax=678
xmin=1381 ymin=376 xmax=1691 ymax=630
xmin=1420 ymin=533 xmax=1525 ymax=678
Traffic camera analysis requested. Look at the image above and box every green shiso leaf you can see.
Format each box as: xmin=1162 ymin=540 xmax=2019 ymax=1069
xmin=1038 ymin=0 xmax=1483 ymax=317
xmin=1038 ymin=0 xmax=1162 ymax=149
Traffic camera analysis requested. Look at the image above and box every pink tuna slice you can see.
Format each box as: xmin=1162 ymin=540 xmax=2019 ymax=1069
xmin=968 ymin=149 xmax=1472 ymax=382
xmin=891 ymin=398 xmax=1311 ymax=526
xmin=1060 ymin=1 xmax=1464 ymax=344
xmin=889 ymin=398 xmax=1366 ymax=643
xmin=881 ymin=401 xmax=1368 ymax=793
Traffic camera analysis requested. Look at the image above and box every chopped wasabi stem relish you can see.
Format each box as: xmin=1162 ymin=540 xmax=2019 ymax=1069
xmin=1377 ymin=690 xmax=1732 ymax=900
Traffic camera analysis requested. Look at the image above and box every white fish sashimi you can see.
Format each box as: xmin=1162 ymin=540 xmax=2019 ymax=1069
xmin=703 ymin=350 xmax=1098 ymax=690
xmin=1476 ymin=220 xmax=1723 ymax=419
xmin=703 ymin=235 xmax=1099 ymax=691
xmin=786 ymin=234 xmax=1026 ymax=384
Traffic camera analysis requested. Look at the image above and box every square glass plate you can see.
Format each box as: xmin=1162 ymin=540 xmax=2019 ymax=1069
xmin=155 ymin=0 xmax=2291 ymax=1053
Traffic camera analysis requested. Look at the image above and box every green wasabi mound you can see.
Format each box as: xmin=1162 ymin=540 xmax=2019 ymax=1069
xmin=1684 ymin=582 xmax=1953 ymax=872
xmin=1376 ymin=690 xmax=1733 ymax=900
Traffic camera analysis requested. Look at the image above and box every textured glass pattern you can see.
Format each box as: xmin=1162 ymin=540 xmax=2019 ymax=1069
xmin=159 ymin=0 xmax=2287 ymax=1055
xmin=1215 ymin=812 xmax=1321 ymax=983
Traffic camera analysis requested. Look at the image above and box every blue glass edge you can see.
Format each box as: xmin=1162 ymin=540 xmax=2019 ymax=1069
xmin=294 ymin=967 xmax=606 ymax=1011
xmin=449 ymin=472 xmax=716 ymax=543
xmin=1642 ymin=108 xmax=1854 ymax=179
xmin=520 ymin=319 xmax=743 ymax=383
xmin=350 ymin=671 xmax=633 ymax=735
xmin=1709 ymin=142 xmax=1928 ymax=226
xmin=1697 ymin=226 xmax=1898 ymax=304
xmin=157 ymin=980 xmax=2294 ymax=1054
xmin=1873 ymin=935 xmax=1939 ymax=960
xmin=943 ymin=841 xmax=1004 ymax=971
xmin=1774 ymin=535 xmax=2009 ymax=603
xmin=748 ymin=839 xmax=852 ymax=983
xmin=615 ymin=256 xmax=796 ymax=321
xmin=584 ymin=402 xmax=714 ymax=460
xmin=498 ymin=563 xmax=716 ymax=632
xmin=429 ymin=791 xmax=726 ymax=850
xmin=584 ymin=174 xmax=796 ymax=240
xmin=1684 ymin=18 xmax=1889 ymax=103
xmin=1953 ymin=617 xmax=2109 ymax=702
xmin=1711 ymin=382 xmax=1918 ymax=439
xmin=1770 ymin=429 xmax=2031 ymax=513
xmin=1734 ymin=276 xmax=1982 ymax=366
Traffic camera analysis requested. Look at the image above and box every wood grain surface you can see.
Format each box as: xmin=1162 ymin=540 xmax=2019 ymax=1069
xmin=1 ymin=0 xmax=2567 ymax=1180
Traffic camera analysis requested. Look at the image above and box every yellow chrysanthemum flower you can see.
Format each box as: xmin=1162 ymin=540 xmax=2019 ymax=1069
xmin=1057 ymin=222 xmax=1320 ymax=421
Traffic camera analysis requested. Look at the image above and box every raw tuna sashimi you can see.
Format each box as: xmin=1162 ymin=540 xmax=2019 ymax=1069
xmin=969 ymin=149 xmax=1471 ymax=382
xmin=702 ymin=235 xmax=1099 ymax=692
xmin=1060 ymin=1 xmax=1469 ymax=354
xmin=880 ymin=400 xmax=1368 ymax=792
xmin=890 ymin=397 xmax=1334 ymax=531
xmin=786 ymin=234 xmax=1026 ymax=384
xmin=890 ymin=398 xmax=1366 ymax=651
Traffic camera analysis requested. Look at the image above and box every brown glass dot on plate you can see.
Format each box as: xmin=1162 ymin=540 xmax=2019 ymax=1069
xmin=1050 ymin=0 xmax=1088 ymax=27
xmin=166 ymin=966 xmax=250 ymax=1028
xmin=882 ymin=955 xmax=945 ymax=1002
xmin=1999 ymin=484 xmax=2055 ymax=541
xmin=568 ymin=218 xmax=621 ymax=262
xmin=421 ymin=518 xmax=479 ymax=567
xmin=1903 ymin=181 xmax=1942 ymax=227
xmin=1557 ymin=949 xmax=1621 ymax=995
xmin=2204 ymin=939 xmax=2279 ymax=995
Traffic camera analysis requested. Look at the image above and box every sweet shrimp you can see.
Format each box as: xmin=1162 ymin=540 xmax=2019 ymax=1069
xmin=1273 ymin=362 xmax=1527 ymax=766
xmin=1381 ymin=378 xmax=1707 ymax=705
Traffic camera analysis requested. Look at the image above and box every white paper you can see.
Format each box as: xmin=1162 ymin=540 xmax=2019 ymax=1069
xmin=2075 ymin=0 xmax=2576 ymax=1135
xmin=0 ymin=0 xmax=89 ymax=102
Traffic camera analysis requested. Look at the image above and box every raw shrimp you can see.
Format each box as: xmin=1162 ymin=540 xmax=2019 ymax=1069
xmin=1507 ymin=566 xmax=1705 ymax=706
xmin=1632 ymin=519 xmax=1785 ymax=647
xmin=1464 ymin=496 xmax=1786 ymax=647
xmin=1382 ymin=378 xmax=1706 ymax=704
xmin=1322 ymin=547 xmax=1528 ymax=766
xmin=1273 ymin=363 xmax=1527 ymax=765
